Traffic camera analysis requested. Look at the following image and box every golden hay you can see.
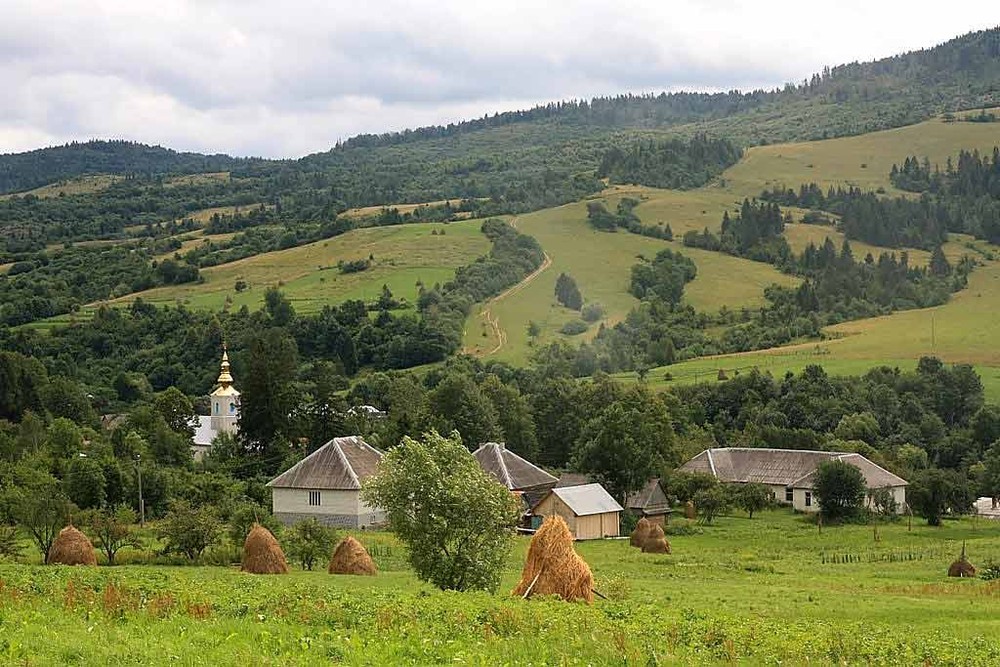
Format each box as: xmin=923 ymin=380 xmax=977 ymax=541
xmin=684 ymin=501 xmax=696 ymax=520
xmin=512 ymin=516 xmax=594 ymax=604
xmin=328 ymin=536 xmax=377 ymax=576
xmin=948 ymin=542 xmax=975 ymax=578
xmin=48 ymin=525 xmax=97 ymax=566
xmin=629 ymin=517 xmax=652 ymax=548
xmin=641 ymin=523 xmax=671 ymax=554
xmin=241 ymin=523 xmax=288 ymax=574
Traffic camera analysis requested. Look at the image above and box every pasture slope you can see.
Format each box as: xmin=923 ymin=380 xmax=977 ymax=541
xmin=0 ymin=511 xmax=998 ymax=664
xmin=476 ymin=114 xmax=1000 ymax=384
xmin=104 ymin=220 xmax=490 ymax=314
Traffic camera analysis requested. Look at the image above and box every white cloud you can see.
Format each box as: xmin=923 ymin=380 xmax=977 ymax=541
xmin=0 ymin=0 xmax=996 ymax=157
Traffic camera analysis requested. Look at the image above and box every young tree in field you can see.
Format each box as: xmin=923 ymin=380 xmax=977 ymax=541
xmin=8 ymin=490 xmax=75 ymax=564
xmin=285 ymin=518 xmax=336 ymax=571
xmin=83 ymin=505 xmax=137 ymax=565
xmin=554 ymin=273 xmax=583 ymax=310
xmin=158 ymin=500 xmax=221 ymax=560
xmin=812 ymin=460 xmax=866 ymax=521
xmin=693 ymin=485 xmax=729 ymax=524
xmin=908 ymin=468 xmax=976 ymax=526
xmin=361 ymin=430 xmax=520 ymax=592
xmin=733 ymin=482 xmax=773 ymax=519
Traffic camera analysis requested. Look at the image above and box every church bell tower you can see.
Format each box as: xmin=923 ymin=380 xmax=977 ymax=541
xmin=209 ymin=345 xmax=240 ymax=434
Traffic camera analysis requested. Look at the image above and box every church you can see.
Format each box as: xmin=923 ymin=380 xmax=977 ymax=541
xmin=191 ymin=347 xmax=240 ymax=460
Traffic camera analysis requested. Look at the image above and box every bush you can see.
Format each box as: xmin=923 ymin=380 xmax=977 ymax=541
xmin=159 ymin=500 xmax=221 ymax=560
xmin=980 ymin=561 xmax=1000 ymax=581
xmin=560 ymin=319 xmax=589 ymax=336
xmin=581 ymin=303 xmax=604 ymax=322
xmin=286 ymin=519 xmax=337 ymax=570
xmin=693 ymin=486 xmax=729 ymax=524
xmin=227 ymin=501 xmax=282 ymax=546
xmin=0 ymin=525 xmax=22 ymax=561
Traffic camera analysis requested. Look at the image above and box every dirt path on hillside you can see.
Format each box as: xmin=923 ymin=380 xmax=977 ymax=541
xmin=466 ymin=217 xmax=552 ymax=356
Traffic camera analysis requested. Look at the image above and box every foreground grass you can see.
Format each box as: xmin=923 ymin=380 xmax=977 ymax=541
xmin=1 ymin=511 xmax=999 ymax=665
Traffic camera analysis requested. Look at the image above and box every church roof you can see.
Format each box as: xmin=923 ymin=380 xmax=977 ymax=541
xmin=472 ymin=442 xmax=557 ymax=491
xmin=267 ymin=436 xmax=383 ymax=491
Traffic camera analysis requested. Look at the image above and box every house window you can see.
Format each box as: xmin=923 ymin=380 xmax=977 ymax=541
xmin=214 ymin=402 xmax=219 ymax=415
xmin=805 ymin=491 xmax=812 ymax=507
xmin=308 ymin=491 xmax=321 ymax=506
xmin=785 ymin=488 xmax=793 ymax=502
xmin=229 ymin=402 xmax=236 ymax=414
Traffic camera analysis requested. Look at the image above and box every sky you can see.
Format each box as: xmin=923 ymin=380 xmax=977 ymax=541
xmin=1 ymin=1 xmax=996 ymax=158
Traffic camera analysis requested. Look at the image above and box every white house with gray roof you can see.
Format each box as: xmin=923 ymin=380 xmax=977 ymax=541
xmin=679 ymin=448 xmax=907 ymax=513
xmin=267 ymin=436 xmax=385 ymax=528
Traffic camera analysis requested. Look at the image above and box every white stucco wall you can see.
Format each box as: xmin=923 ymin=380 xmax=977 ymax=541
xmin=271 ymin=487 xmax=385 ymax=528
xmin=792 ymin=485 xmax=907 ymax=514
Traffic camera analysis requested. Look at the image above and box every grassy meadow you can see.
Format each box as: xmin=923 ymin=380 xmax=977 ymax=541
xmin=105 ymin=220 xmax=490 ymax=314
xmin=2 ymin=511 xmax=1000 ymax=664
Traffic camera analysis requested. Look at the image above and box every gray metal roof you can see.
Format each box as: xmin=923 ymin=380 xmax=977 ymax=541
xmin=540 ymin=483 xmax=623 ymax=516
xmin=679 ymin=448 xmax=907 ymax=489
xmin=627 ymin=478 xmax=671 ymax=514
xmin=472 ymin=442 xmax=557 ymax=491
xmin=267 ymin=436 xmax=382 ymax=490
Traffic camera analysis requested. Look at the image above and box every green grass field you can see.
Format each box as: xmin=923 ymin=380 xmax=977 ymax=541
xmin=462 ymin=204 xmax=796 ymax=363
xmin=104 ymin=221 xmax=490 ymax=314
xmin=1 ymin=511 xmax=999 ymax=664
xmin=0 ymin=174 xmax=122 ymax=200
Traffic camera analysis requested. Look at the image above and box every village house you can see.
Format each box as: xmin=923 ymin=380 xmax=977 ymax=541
xmin=531 ymin=483 xmax=623 ymax=539
xmin=267 ymin=436 xmax=385 ymax=528
xmin=191 ymin=346 xmax=240 ymax=461
xmin=626 ymin=478 xmax=672 ymax=525
xmin=473 ymin=442 xmax=557 ymax=500
xmin=679 ymin=447 xmax=908 ymax=513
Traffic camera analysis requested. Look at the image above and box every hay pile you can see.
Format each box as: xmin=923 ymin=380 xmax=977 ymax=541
xmin=48 ymin=525 xmax=97 ymax=566
xmin=241 ymin=523 xmax=288 ymax=574
xmin=328 ymin=536 xmax=377 ymax=576
xmin=641 ymin=523 xmax=671 ymax=554
xmin=948 ymin=542 xmax=976 ymax=578
xmin=513 ymin=516 xmax=593 ymax=604
xmin=629 ymin=517 xmax=652 ymax=548
xmin=684 ymin=501 xmax=696 ymax=520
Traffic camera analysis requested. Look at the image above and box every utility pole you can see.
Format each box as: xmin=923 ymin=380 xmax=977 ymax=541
xmin=135 ymin=454 xmax=145 ymax=526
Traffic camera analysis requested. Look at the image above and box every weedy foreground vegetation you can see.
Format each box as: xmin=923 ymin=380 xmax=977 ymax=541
xmin=2 ymin=511 xmax=1000 ymax=665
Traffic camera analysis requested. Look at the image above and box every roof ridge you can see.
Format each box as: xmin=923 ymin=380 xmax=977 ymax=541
xmin=712 ymin=447 xmax=850 ymax=455
xmin=494 ymin=444 xmax=514 ymax=488
xmin=500 ymin=446 xmax=557 ymax=483
xmin=334 ymin=438 xmax=361 ymax=489
xmin=838 ymin=452 xmax=909 ymax=486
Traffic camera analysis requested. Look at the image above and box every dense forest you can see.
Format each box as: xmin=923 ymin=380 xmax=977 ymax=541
xmin=596 ymin=135 xmax=742 ymax=189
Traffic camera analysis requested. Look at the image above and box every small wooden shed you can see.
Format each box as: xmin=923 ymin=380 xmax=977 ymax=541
xmin=626 ymin=478 xmax=672 ymax=526
xmin=531 ymin=483 xmax=622 ymax=540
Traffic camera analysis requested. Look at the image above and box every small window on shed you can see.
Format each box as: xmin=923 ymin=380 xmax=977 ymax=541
xmin=805 ymin=491 xmax=812 ymax=507
xmin=309 ymin=490 xmax=322 ymax=506
xmin=785 ymin=488 xmax=793 ymax=502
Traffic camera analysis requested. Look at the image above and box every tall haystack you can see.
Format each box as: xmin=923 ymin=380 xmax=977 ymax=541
xmin=241 ymin=523 xmax=289 ymax=574
xmin=641 ymin=523 xmax=671 ymax=554
xmin=947 ymin=542 xmax=976 ymax=578
xmin=328 ymin=536 xmax=377 ymax=576
xmin=629 ymin=517 xmax=652 ymax=548
xmin=48 ymin=525 xmax=97 ymax=566
xmin=513 ymin=516 xmax=594 ymax=604
xmin=684 ymin=501 xmax=696 ymax=520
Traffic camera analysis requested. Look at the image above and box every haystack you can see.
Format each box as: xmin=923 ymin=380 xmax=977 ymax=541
xmin=328 ymin=536 xmax=377 ymax=576
xmin=684 ymin=501 xmax=696 ymax=520
xmin=629 ymin=517 xmax=652 ymax=548
xmin=641 ymin=523 xmax=671 ymax=554
xmin=48 ymin=525 xmax=97 ymax=566
xmin=241 ymin=523 xmax=288 ymax=574
xmin=513 ymin=516 xmax=594 ymax=604
xmin=947 ymin=542 xmax=976 ymax=578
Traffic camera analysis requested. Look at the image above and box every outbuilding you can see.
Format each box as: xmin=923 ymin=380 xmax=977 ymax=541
xmin=626 ymin=478 xmax=672 ymax=525
xmin=531 ymin=483 xmax=622 ymax=540
xmin=267 ymin=436 xmax=385 ymax=528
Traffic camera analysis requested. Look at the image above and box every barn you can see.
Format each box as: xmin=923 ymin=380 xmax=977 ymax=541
xmin=531 ymin=483 xmax=622 ymax=540
xmin=267 ymin=436 xmax=385 ymax=528
xmin=626 ymin=478 xmax=672 ymax=525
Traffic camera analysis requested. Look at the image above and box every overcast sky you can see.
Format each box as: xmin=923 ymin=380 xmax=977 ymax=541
xmin=1 ymin=1 xmax=996 ymax=158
